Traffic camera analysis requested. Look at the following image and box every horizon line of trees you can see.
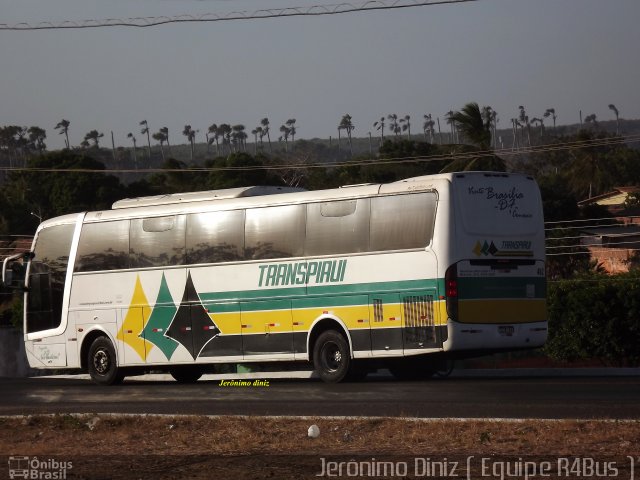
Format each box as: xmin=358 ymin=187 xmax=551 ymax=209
xmin=0 ymin=102 xmax=627 ymax=164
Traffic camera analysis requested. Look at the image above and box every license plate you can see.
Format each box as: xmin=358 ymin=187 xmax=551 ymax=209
xmin=498 ymin=326 xmax=514 ymax=337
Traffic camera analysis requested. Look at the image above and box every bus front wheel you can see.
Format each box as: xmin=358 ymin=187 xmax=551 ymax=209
xmin=87 ymin=337 xmax=123 ymax=386
xmin=313 ymin=330 xmax=351 ymax=383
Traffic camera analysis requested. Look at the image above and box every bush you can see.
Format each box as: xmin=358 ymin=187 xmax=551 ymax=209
xmin=545 ymin=272 xmax=640 ymax=366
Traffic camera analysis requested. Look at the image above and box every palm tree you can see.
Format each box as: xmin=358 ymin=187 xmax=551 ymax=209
xmin=452 ymin=102 xmax=491 ymax=150
xmin=182 ymin=125 xmax=197 ymax=161
xmin=285 ymin=119 xmax=297 ymax=150
xmin=257 ymin=126 xmax=267 ymax=150
xmin=231 ymin=124 xmax=246 ymax=152
xmin=207 ymin=124 xmax=220 ymax=156
xmin=127 ymin=132 xmax=138 ymax=168
xmin=139 ymin=120 xmax=151 ymax=160
xmin=84 ymin=130 xmax=104 ymax=148
xmin=54 ymin=119 xmax=70 ymax=149
xmin=279 ymin=124 xmax=291 ymax=152
xmin=27 ymin=126 xmax=46 ymax=154
xmin=445 ymin=110 xmax=457 ymax=143
xmin=399 ymin=115 xmax=411 ymax=139
xmin=251 ymin=127 xmax=260 ymax=154
xmin=423 ymin=114 xmax=435 ymax=143
xmin=584 ymin=114 xmax=598 ymax=130
xmin=543 ymin=108 xmax=557 ymax=132
xmin=373 ymin=117 xmax=385 ymax=143
xmin=338 ymin=114 xmax=355 ymax=155
xmin=518 ymin=106 xmax=531 ymax=147
xmin=159 ymin=127 xmax=171 ymax=156
xmin=387 ymin=114 xmax=400 ymax=138
xmin=608 ymin=104 xmax=620 ymax=135
xmin=481 ymin=107 xmax=497 ymax=148
xmin=442 ymin=102 xmax=506 ymax=172
xmin=511 ymin=118 xmax=522 ymax=149
xmin=152 ymin=130 xmax=167 ymax=161
xmin=218 ymin=124 xmax=232 ymax=155
xmin=260 ymin=117 xmax=272 ymax=153
xmin=530 ymin=117 xmax=544 ymax=140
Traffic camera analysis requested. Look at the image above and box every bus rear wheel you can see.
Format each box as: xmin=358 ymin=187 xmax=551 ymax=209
xmin=313 ymin=330 xmax=351 ymax=383
xmin=87 ymin=337 xmax=123 ymax=386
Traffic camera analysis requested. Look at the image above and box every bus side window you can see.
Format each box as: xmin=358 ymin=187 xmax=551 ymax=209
xmin=186 ymin=210 xmax=245 ymax=264
xmin=245 ymin=205 xmax=305 ymax=260
xmin=75 ymin=220 xmax=130 ymax=272
xmin=130 ymin=216 xmax=186 ymax=268
xmin=370 ymin=193 xmax=436 ymax=251
xmin=305 ymin=199 xmax=370 ymax=256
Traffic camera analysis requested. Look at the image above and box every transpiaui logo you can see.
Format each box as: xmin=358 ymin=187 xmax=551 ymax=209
xmin=258 ymin=259 xmax=347 ymax=287
xmin=8 ymin=456 xmax=72 ymax=479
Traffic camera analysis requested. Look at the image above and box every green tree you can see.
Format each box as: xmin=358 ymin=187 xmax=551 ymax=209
xmin=27 ymin=126 xmax=46 ymax=154
xmin=1 ymin=151 xmax=122 ymax=231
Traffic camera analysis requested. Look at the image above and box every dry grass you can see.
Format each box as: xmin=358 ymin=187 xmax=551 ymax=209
xmin=1 ymin=415 xmax=639 ymax=457
xmin=2 ymin=416 xmax=639 ymax=478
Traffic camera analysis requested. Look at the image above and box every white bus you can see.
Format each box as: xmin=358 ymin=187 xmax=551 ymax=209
xmin=3 ymin=172 xmax=547 ymax=384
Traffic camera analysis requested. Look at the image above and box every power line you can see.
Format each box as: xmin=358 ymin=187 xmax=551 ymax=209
xmin=0 ymin=0 xmax=476 ymax=31
xmin=1 ymin=133 xmax=638 ymax=175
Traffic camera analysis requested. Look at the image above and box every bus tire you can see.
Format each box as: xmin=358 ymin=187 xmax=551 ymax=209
xmin=87 ymin=337 xmax=123 ymax=386
xmin=169 ymin=367 xmax=203 ymax=383
xmin=313 ymin=330 xmax=351 ymax=383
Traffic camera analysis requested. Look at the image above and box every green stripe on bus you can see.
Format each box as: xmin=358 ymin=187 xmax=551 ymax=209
xmin=458 ymin=277 xmax=546 ymax=299
xmin=198 ymin=278 xmax=443 ymax=305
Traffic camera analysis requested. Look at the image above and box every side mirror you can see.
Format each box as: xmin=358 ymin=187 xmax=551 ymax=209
xmin=2 ymin=251 xmax=32 ymax=290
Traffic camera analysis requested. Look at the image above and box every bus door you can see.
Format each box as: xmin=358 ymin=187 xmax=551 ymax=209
xmin=400 ymin=290 xmax=440 ymax=351
xmin=21 ymin=223 xmax=76 ymax=368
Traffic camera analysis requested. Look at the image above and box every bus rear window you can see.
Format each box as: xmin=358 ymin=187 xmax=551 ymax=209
xmin=454 ymin=175 xmax=542 ymax=236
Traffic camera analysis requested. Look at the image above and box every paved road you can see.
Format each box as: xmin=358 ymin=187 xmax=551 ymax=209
xmin=2 ymin=373 xmax=639 ymax=419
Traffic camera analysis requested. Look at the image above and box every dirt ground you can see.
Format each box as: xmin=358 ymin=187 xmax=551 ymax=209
xmin=1 ymin=415 xmax=639 ymax=479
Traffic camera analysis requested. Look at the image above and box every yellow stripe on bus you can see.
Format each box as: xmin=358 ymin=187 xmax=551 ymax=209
xmin=208 ymin=301 xmax=448 ymax=335
xmin=458 ymin=299 xmax=547 ymax=324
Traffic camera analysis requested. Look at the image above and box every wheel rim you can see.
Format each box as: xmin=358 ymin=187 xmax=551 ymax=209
xmin=93 ymin=347 xmax=110 ymax=375
xmin=320 ymin=341 xmax=343 ymax=373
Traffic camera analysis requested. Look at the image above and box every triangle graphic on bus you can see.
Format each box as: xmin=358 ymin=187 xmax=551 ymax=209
xmin=166 ymin=273 xmax=220 ymax=359
xmin=141 ymin=274 xmax=179 ymax=360
xmin=118 ymin=276 xmax=153 ymax=361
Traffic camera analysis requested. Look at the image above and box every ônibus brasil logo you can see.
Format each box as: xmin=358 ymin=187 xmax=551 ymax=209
xmin=8 ymin=456 xmax=72 ymax=479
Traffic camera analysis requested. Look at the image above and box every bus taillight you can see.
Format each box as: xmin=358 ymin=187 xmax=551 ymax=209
xmin=445 ymin=264 xmax=458 ymax=321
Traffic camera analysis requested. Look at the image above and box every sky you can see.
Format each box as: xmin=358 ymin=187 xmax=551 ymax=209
xmin=1 ymin=0 xmax=639 ymax=150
